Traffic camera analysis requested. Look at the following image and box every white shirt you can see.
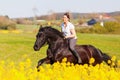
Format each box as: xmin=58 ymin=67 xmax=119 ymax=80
xmin=61 ymin=22 xmax=77 ymax=39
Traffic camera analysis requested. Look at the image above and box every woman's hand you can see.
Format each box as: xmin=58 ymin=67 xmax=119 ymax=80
xmin=64 ymin=36 xmax=68 ymax=39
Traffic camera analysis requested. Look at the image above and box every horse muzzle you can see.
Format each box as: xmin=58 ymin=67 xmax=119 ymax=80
xmin=33 ymin=45 xmax=40 ymax=51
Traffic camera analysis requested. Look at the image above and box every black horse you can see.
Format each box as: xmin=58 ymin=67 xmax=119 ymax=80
xmin=33 ymin=26 xmax=111 ymax=69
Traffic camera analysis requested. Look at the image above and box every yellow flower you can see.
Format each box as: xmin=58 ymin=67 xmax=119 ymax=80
xmin=107 ymin=60 xmax=111 ymax=64
xmin=0 ymin=57 xmax=120 ymax=80
xmin=89 ymin=57 xmax=95 ymax=64
xmin=117 ymin=60 xmax=120 ymax=67
xmin=62 ymin=57 xmax=67 ymax=62
xmin=111 ymin=56 xmax=116 ymax=61
xmin=0 ymin=30 xmax=9 ymax=33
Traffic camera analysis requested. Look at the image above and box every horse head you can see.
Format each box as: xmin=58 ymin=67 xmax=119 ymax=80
xmin=33 ymin=26 xmax=48 ymax=51
xmin=34 ymin=26 xmax=66 ymax=51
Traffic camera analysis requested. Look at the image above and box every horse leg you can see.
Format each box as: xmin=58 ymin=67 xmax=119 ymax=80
xmin=37 ymin=57 xmax=51 ymax=71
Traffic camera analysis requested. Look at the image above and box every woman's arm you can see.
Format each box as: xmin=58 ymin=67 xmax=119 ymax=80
xmin=65 ymin=29 xmax=76 ymax=38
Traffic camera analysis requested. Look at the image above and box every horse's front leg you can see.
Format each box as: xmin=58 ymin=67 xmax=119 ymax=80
xmin=37 ymin=57 xmax=51 ymax=71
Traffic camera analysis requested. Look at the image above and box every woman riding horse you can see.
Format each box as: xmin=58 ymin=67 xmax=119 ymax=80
xmin=33 ymin=26 xmax=112 ymax=70
xmin=61 ymin=12 xmax=82 ymax=64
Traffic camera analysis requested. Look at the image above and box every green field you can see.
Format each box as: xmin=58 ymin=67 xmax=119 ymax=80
xmin=0 ymin=32 xmax=120 ymax=67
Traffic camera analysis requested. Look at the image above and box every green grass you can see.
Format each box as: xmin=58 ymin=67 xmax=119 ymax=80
xmin=0 ymin=33 xmax=47 ymax=67
xmin=77 ymin=33 xmax=120 ymax=58
xmin=0 ymin=32 xmax=120 ymax=67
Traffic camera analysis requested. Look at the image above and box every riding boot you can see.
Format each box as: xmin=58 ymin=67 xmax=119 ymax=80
xmin=71 ymin=50 xmax=82 ymax=64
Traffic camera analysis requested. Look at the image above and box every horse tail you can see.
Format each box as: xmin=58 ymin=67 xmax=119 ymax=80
xmin=96 ymin=49 xmax=112 ymax=66
xmin=102 ymin=53 xmax=117 ymax=67
xmin=101 ymin=53 xmax=111 ymax=64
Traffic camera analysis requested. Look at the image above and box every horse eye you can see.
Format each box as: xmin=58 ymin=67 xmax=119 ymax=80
xmin=37 ymin=33 xmax=43 ymax=38
xmin=37 ymin=34 xmax=40 ymax=38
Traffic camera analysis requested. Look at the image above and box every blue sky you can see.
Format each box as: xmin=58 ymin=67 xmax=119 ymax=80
xmin=0 ymin=0 xmax=120 ymax=18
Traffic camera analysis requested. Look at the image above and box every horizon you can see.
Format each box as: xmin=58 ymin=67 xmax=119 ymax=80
xmin=11 ymin=11 xmax=120 ymax=19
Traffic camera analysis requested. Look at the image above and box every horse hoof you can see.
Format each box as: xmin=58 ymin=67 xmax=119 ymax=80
xmin=36 ymin=66 xmax=40 ymax=72
xmin=37 ymin=69 xmax=40 ymax=72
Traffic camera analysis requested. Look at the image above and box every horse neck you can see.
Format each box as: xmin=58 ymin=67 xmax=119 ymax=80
xmin=47 ymin=36 xmax=68 ymax=50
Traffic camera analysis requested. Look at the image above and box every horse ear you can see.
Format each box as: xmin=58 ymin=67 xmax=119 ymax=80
xmin=40 ymin=25 xmax=43 ymax=28
xmin=38 ymin=25 xmax=43 ymax=31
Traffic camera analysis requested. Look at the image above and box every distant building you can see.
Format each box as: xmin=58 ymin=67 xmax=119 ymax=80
xmin=99 ymin=14 xmax=116 ymax=27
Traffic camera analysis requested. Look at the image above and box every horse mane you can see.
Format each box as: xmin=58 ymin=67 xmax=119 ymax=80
xmin=42 ymin=26 xmax=64 ymax=38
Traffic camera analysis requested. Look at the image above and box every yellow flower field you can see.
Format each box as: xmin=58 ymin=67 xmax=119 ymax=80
xmin=0 ymin=30 xmax=23 ymax=34
xmin=0 ymin=58 xmax=120 ymax=80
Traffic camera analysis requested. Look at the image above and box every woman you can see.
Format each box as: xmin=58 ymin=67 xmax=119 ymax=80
xmin=61 ymin=13 xmax=82 ymax=64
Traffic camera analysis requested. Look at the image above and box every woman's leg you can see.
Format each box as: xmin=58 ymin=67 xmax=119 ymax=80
xmin=69 ymin=38 xmax=82 ymax=64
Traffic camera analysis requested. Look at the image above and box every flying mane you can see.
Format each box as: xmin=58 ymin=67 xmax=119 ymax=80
xmin=42 ymin=26 xmax=64 ymax=38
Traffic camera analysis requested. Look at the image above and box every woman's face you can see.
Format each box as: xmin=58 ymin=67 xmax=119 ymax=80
xmin=63 ymin=15 xmax=69 ymax=23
